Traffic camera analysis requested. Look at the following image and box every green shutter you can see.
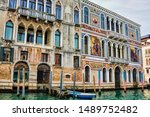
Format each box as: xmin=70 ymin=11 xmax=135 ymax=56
xmin=0 ymin=47 xmax=4 ymax=61
xmin=10 ymin=48 xmax=14 ymax=62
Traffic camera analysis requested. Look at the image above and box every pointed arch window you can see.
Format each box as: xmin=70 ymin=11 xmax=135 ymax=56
xmin=56 ymin=2 xmax=61 ymax=20
xmin=36 ymin=30 xmax=43 ymax=44
xmin=74 ymin=33 xmax=79 ymax=49
xmin=5 ymin=21 xmax=14 ymax=40
xmin=84 ymin=7 xmax=89 ymax=24
xmin=9 ymin=0 xmax=17 ymax=9
xmin=74 ymin=7 xmax=79 ymax=24
xmin=46 ymin=0 xmax=52 ymax=14
xmin=20 ymin=0 xmax=27 ymax=8
xmin=55 ymin=30 xmax=61 ymax=47
xmin=101 ymin=14 xmax=105 ymax=29
xmin=17 ymin=26 xmax=25 ymax=42
xmin=27 ymin=28 xmax=34 ymax=43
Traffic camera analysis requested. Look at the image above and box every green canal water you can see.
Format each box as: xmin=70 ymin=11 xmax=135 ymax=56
xmin=0 ymin=89 xmax=150 ymax=100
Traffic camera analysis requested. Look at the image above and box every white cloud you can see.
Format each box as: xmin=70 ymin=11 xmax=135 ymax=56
xmin=90 ymin=0 xmax=150 ymax=36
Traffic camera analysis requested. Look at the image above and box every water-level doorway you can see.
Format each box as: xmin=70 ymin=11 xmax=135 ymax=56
xmin=115 ymin=67 xmax=121 ymax=89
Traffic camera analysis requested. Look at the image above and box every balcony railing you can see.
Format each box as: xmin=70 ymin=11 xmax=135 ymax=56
xmin=18 ymin=8 xmax=55 ymax=22
xmin=108 ymin=31 xmax=128 ymax=41
xmin=109 ymin=57 xmax=129 ymax=64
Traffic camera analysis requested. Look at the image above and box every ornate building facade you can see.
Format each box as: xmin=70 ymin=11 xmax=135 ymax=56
xmin=0 ymin=0 xmax=143 ymax=90
xmin=142 ymin=34 xmax=150 ymax=83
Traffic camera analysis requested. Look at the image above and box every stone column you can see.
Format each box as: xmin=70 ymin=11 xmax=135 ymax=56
xmin=118 ymin=22 xmax=121 ymax=33
xmin=100 ymin=40 xmax=103 ymax=57
xmin=109 ymin=18 xmax=111 ymax=31
xmin=114 ymin=20 xmax=116 ymax=32
xmin=44 ymin=0 xmax=46 ymax=12
xmin=126 ymin=70 xmax=129 ymax=83
xmin=122 ymin=23 xmax=125 ymax=35
xmin=112 ymin=69 xmax=115 ymax=83
xmin=34 ymin=31 xmax=36 ymax=45
xmin=128 ymin=47 xmax=131 ymax=62
xmin=124 ymin=46 xmax=127 ymax=59
xmin=42 ymin=32 xmax=45 ymax=47
xmin=130 ymin=70 xmax=133 ymax=83
xmin=105 ymin=40 xmax=108 ymax=58
xmin=107 ymin=69 xmax=109 ymax=83
xmin=24 ymin=28 xmax=28 ymax=44
xmin=36 ymin=0 xmax=38 ymax=10
xmin=27 ymin=0 xmax=29 ymax=8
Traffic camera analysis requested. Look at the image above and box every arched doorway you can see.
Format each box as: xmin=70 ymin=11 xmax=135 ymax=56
xmin=115 ymin=67 xmax=121 ymax=88
xmin=37 ymin=64 xmax=50 ymax=84
xmin=109 ymin=69 xmax=112 ymax=82
xmin=133 ymin=68 xmax=138 ymax=87
xmin=13 ymin=61 xmax=29 ymax=83
xmin=85 ymin=66 xmax=90 ymax=82
xmin=103 ymin=68 xmax=107 ymax=82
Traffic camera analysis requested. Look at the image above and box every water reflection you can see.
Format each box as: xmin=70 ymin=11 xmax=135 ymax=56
xmin=0 ymin=89 xmax=150 ymax=100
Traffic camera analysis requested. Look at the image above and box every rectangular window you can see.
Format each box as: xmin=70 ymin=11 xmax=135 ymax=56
xmin=29 ymin=0 xmax=36 ymax=10
xmin=20 ymin=0 xmax=27 ymax=8
xmin=9 ymin=0 xmax=17 ymax=9
xmin=41 ymin=53 xmax=48 ymax=62
xmin=0 ymin=47 xmax=14 ymax=62
xmin=56 ymin=5 xmax=61 ymax=19
xmin=21 ymin=51 xmax=28 ymax=60
xmin=74 ymin=10 xmax=79 ymax=24
xmin=38 ymin=0 xmax=44 ymax=12
xmin=55 ymin=54 xmax=61 ymax=66
xmin=74 ymin=56 xmax=79 ymax=68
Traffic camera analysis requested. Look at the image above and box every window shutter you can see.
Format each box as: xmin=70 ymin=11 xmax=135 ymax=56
xmin=10 ymin=48 xmax=14 ymax=62
xmin=0 ymin=47 xmax=4 ymax=61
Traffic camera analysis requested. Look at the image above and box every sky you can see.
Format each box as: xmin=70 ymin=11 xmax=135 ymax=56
xmin=91 ymin=0 xmax=150 ymax=36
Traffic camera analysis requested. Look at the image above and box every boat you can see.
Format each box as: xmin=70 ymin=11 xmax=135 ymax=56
xmin=77 ymin=93 xmax=96 ymax=99
xmin=68 ymin=91 xmax=96 ymax=99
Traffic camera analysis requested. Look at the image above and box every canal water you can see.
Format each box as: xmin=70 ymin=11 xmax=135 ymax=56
xmin=0 ymin=89 xmax=150 ymax=100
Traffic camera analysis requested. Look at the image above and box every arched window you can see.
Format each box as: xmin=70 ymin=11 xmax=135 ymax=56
xmin=29 ymin=0 xmax=36 ymax=10
xmin=55 ymin=30 xmax=61 ymax=47
xmin=56 ymin=2 xmax=61 ymax=19
xmin=102 ymin=41 xmax=105 ymax=57
xmin=20 ymin=0 xmax=27 ymax=8
xmin=107 ymin=17 xmax=110 ymax=30
xmin=84 ymin=7 xmax=89 ymax=24
xmin=36 ymin=29 xmax=43 ymax=44
xmin=116 ymin=21 xmax=119 ymax=33
xmin=128 ymin=70 xmax=131 ymax=82
xmin=17 ymin=25 xmax=25 ymax=42
xmin=5 ymin=21 xmax=14 ymax=40
xmin=74 ymin=33 xmax=79 ymax=49
xmin=113 ymin=44 xmax=116 ymax=57
xmin=125 ymin=24 xmax=129 ymax=36
xmin=74 ymin=7 xmax=79 ymax=24
xmin=108 ymin=42 xmax=111 ymax=57
xmin=38 ymin=0 xmax=44 ymax=12
xmin=101 ymin=14 xmax=105 ymax=29
xmin=111 ymin=19 xmax=114 ymax=31
xmin=9 ymin=0 xmax=17 ymax=9
xmin=109 ymin=69 xmax=112 ymax=82
xmin=46 ymin=0 xmax=52 ymax=14
xmin=27 ymin=26 xmax=34 ymax=43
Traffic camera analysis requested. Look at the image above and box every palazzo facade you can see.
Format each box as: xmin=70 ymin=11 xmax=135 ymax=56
xmin=0 ymin=0 xmax=143 ymax=90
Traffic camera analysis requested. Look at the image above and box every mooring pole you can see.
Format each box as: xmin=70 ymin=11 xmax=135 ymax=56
xmin=73 ymin=72 xmax=76 ymax=99
xmin=83 ymin=73 xmax=85 ymax=93
xmin=59 ymin=71 xmax=63 ymax=98
xmin=17 ymin=69 xmax=20 ymax=96
xmin=49 ymin=71 xmax=52 ymax=95
xmin=22 ymin=68 xmax=25 ymax=100
xmin=142 ymin=72 xmax=144 ymax=92
xmin=98 ymin=70 xmax=101 ymax=95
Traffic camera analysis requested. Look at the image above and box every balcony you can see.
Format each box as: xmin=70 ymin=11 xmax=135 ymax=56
xmin=109 ymin=57 xmax=129 ymax=64
xmin=108 ymin=31 xmax=128 ymax=42
xmin=0 ymin=37 xmax=15 ymax=47
xmin=18 ymin=8 xmax=55 ymax=22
